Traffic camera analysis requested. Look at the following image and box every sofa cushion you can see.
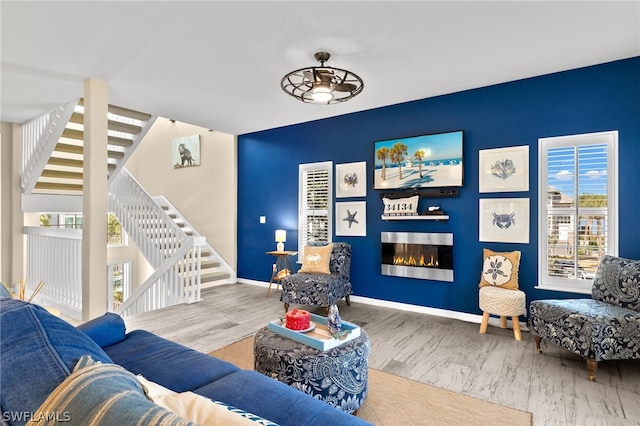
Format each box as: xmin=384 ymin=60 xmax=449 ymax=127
xmin=138 ymin=375 xmax=278 ymax=425
xmin=31 ymin=355 xmax=195 ymax=426
xmin=194 ymin=370 xmax=369 ymax=426
xmin=0 ymin=299 xmax=113 ymax=422
xmin=78 ymin=312 xmax=127 ymax=347
xmin=103 ymin=329 xmax=240 ymax=393
xmin=591 ymin=254 xmax=640 ymax=312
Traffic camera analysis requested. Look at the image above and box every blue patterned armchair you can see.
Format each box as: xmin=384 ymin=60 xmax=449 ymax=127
xmin=280 ymin=242 xmax=353 ymax=313
xmin=528 ymin=255 xmax=640 ymax=381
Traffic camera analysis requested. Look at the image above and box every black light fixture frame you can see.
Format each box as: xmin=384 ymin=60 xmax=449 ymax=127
xmin=280 ymin=52 xmax=364 ymax=105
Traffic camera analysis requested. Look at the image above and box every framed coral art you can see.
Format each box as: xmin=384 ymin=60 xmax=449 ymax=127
xmin=335 ymin=201 xmax=366 ymax=236
xmin=336 ymin=161 xmax=367 ymax=198
xmin=173 ymin=134 xmax=201 ymax=168
xmin=479 ymin=145 xmax=529 ymax=192
xmin=479 ymin=198 xmax=530 ymax=243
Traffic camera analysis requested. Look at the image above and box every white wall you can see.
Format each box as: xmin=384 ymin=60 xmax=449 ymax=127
xmin=126 ymin=119 xmax=237 ymax=282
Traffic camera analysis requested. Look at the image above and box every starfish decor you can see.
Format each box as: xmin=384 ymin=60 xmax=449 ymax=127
xmin=343 ymin=209 xmax=359 ymax=228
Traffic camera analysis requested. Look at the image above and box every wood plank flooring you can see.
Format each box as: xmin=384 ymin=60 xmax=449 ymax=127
xmin=124 ymin=283 xmax=640 ymax=426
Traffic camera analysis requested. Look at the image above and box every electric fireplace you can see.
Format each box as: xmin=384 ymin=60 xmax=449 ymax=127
xmin=381 ymin=232 xmax=453 ymax=282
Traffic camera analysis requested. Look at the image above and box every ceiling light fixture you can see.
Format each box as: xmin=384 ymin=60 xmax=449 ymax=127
xmin=281 ymin=52 xmax=364 ymax=105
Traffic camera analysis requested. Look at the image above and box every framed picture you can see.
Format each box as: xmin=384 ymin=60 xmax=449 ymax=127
xmin=335 ymin=201 xmax=366 ymax=236
xmin=374 ymin=130 xmax=463 ymax=190
xmin=336 ymin=161 xmax=367 ymax=198
xmin=479 ymin=145 xmax=529 ymax=192
xmin=173 ymin=134 xmax=201 ymax=168
xmin=479 ymin=198 xmax=529 ymax=243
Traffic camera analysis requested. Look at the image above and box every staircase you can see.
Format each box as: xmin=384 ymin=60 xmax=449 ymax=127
xmin=22 ymin=98 xmax=155 ymax=197
xmin=154 ymin=196 xmax=234 ymax=287
xmin=20 ymin=100 xmax=235 ymax=318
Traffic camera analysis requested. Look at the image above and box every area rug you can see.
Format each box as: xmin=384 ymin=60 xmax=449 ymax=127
xmin=210 ymin=336 xmax=533 ymax=426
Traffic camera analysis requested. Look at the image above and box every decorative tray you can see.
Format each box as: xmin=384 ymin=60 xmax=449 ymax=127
xmin=268 ymin=313 xmax=361 ymax=351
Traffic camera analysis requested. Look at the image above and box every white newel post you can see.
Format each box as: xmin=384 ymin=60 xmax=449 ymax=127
xmin=82 ymin=78 xmax=109 ymax=321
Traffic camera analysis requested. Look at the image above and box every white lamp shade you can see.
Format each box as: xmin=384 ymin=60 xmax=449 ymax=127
xmin=275 ymin=230 xmax=286 ymax=243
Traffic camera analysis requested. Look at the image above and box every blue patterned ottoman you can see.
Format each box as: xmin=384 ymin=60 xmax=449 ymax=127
xmin=253 ymin=327 xmax=369 ymax=414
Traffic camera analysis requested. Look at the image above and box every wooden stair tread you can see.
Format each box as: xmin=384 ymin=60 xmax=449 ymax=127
xmin=55 ymin=142 xmax=83 ymax=154
xmin=34 ymin=181 xmax=83 ymax=191
xmin=78 ymin=98 xmax=153 ymax=121
xmin=201 ymin=272 xmax=231 ymax=283
xmin=48 ymin=157 xmax=83 ymax=168
xmin=40 ymin=169 xmax=83 ymax=179
xmin=108 ymin=135 xmax=133 ymax=148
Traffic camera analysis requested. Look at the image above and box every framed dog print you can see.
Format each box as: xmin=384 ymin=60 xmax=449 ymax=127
xmin=336 ymin=161 xmax=367 ymax=198
xmin=479 ymin=145 xmax=529 ymax=192
xmin=173 ymin=134 xmax=201 ymax=168
xmin=479 ymin=198 xmax=529 ymax=243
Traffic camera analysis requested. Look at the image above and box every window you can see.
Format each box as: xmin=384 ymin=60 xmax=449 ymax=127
xmin=108 ymin=261 xmax=131 ymax=312
xmin=107 ymin=213 xmax=127 ymax=246
xmin=39 ymin=212 xmax=127 ymax=246
xmin=538 ymin=131 xmax=618 ymax=293
xmin=298 ymin=161 xmax=333 ymax=262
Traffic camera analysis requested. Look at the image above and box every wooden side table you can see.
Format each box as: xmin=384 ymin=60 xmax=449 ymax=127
xmin=265 ymin=250 xmax=297 ymax=297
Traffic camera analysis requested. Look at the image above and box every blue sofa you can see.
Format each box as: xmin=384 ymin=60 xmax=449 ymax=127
xmin=0 ymin=296 xmax=370 ymax=426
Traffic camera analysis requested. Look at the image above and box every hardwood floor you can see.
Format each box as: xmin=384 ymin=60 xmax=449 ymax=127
xmin=124 ymin=283 xmax=640 ymax=426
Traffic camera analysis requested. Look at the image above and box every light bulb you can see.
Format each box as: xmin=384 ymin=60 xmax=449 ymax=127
xmin=311 ymin=86 xmax=334 ymax=102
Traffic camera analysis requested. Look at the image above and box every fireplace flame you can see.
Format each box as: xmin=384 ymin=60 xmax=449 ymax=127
xmin=393 ymin=253 xmax=439 ymax=267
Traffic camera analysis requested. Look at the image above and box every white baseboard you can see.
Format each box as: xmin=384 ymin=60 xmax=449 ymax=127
xmin=237 ymin=278 xmax=527 ymax=330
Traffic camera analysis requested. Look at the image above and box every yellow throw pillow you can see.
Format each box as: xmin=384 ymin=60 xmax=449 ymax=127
xmin=479 ymin=248 xmax=521 ymax=289
xmin=299 ymin=244 xmax=333 ymax=275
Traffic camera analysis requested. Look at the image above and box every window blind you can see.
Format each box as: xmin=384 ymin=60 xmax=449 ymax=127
xmin=299 ymin=162 xmax=332 ymax=261
xmin=539 ymin=131 xmax=617 ymax=293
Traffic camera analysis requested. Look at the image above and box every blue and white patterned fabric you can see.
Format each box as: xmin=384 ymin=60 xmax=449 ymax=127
xmin=280 ymin=242 xmax=353 ymax=308
xmin=254 ymin=327 xmax=369 ymax=414
xmin=528 ymin=255 xmax=640 ymax=371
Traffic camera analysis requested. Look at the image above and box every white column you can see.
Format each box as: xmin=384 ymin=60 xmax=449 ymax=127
xmin=0 ymin=122 xmax=24 ymax=287
xmin=82 ymin=79 xmax=109 ymax=321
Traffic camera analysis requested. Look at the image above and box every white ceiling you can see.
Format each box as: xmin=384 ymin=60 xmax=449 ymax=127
xmin=2 ymin=1 xmax=639 ymax=135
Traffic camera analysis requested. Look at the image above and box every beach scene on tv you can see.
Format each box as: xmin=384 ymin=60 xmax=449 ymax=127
xmin=374 ymin=131 xmax=463 ymax=190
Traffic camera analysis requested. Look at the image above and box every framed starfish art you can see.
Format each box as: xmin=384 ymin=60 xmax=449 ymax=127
xmin=335 ymin=201 xmax=367 ymax=236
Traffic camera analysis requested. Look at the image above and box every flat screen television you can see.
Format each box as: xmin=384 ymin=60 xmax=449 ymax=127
xmin=374 ymin=130 xmax=463 ymax=190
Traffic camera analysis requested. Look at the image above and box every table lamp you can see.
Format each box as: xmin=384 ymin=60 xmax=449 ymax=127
xmin=275 ymin=229 xmax=286 ymax=252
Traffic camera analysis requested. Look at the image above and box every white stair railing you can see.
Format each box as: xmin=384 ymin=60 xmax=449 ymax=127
xmin=152 ymin=195 xmax=236 ymax=284
xmin=115 ymin=236 xmax=205 ymax=317
xmin=21 ymin=100 xmax=79 ymax=194
xmin=109 ymin=168 xmax=204 ymax=315
xmin=23 ymin=226 xmax=83 ymax=321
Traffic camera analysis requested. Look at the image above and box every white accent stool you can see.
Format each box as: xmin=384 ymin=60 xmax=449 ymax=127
xmin=479 ymin=286 xmax=526 ymax=340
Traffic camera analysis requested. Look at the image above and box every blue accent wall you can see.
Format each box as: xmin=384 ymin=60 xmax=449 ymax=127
xmin=237 ymin=57 xmax=640 ymax=315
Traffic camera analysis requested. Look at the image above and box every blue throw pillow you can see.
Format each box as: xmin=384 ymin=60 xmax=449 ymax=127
xmin=0 ymin=283 xmax=12 ymax=298
xmin=0 ymin=299 xmax=113 ymax=423
xmin=78 ymin=312 xmax=127 ymax=347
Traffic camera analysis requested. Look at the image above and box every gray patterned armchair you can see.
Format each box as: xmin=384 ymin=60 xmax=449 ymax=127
xmin=280 ymin=242 xmax=353 ymax=313
xmin=528 ymin=255 xmax=640 ymax=381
